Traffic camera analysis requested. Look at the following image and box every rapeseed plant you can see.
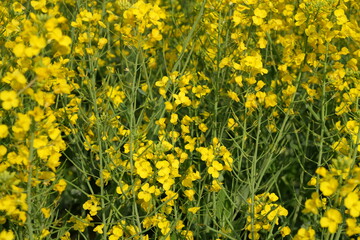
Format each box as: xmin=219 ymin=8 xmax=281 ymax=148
xmin=1 ymin=0 xmax=360 ymax=239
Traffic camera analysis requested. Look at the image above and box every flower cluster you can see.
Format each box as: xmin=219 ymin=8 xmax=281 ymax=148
xmin=297 ymin=154 xmax=360 ymax=238
xmin=246 ymin=193 xmax=290 ymax=239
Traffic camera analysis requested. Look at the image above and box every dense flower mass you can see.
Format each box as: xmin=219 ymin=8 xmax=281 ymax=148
xmin=1 ymin=0 xmax=360 ymax=239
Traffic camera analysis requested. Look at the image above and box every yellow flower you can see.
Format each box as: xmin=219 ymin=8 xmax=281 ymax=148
xmin=155 ymin=118 xmax=167 ymax=129
xmin=156 ymin=160 xmax=170 ymax=176
xmin=12 ymin=113 xmax=32 ymax=135
xmin=268 ymin=193 xmax=279 ymax=202
xmin=48 ymin=28 xmax=72 ymax=55
xmin=97 ymin=38 xmax=108 ymax=49
xmin=155 ymin=76 xmax=169 ymax=88
xmin=135 ymin=160 xmax=153 ymax=178
xmin=116 ymin=181 xmax=129 ymax=195
xmin=0 ymin=230 xmax=15 ymax=240
xmin=227 ymin=118 xmax=238 ymax=131
xmin=41 ymin=208 xmax=51 ymax=218
xmin=320 ymin=208 xmax=343 ymax=234
xmin=245 ymin=93 xmax=257 ymax=109
xmin=93 ymin=224 xmax=104 ymax=234
xmin=54 ymin=179 xmax=67 ymax=194
xmin=320 ymin=177 xmax=338 ymax=196
xmin=346 ymin=218 xmax=360 ymax=236
xmin=315 ymin=167 xmax=328 ymax=177
xmin=170 ymin=113 xmax=178 ymax=124
xmin=164 ymin=101 xmax=173 ymax=111
xmin=83 ymin=196 xmax=101 ymax=216
xmin=293 ymin=227 xmax=315 ymax=240
xmin=26 ymin=35 xmax=46 ymax=57
xmin=188 ymin=207 xmax=200 ymax=214
xmin=2 ymin=70 xmax=27 ymax=90
xmin=109 ymin=224 xmax=123 ymax=240
xmin=294 ymin=11 xmax=306 ymax=26
xmin=12 ymin=2 xmax=25 ymax=13
xmin=252 ymin=15 xmax=264 ymax=25
xmin=34 ymin=136 xmax=48 ymax=149
xmin=267 ymin=205 xmax=288 ymax=221
xmin=209 ymin=180 xmax=222 ymax=192
xmin=334 ymin=8 xmax=348 ymax=25
xmin=12 ymin=43 xmax=25 ymax=58
xmin=335 ymin=102 xmax=350 ymax=116
xmin=138 ymin=183 xmax=156 ymax=202
xmin=219 ymin=57 xmax=231 ymax=68
xmin=31 ymin=0 xmax=47 ymax=13
xmin=95 ymin=170 xmax=111 ymax=186
xmin=264 ymin=93 xmax=277 ymax=108
xmin=279 ymin=226 xmax=291 ymax=237
xmin=149 ymin=28 xmax=162 ymax=41
xmin=256 ymin=91 xmax=266 ymax=103
xmin=0 ymin=125 xmax=9 ymax=138
xmin=235 ymin=75 xmax=243 ymax=87
xmin=34 ymin=91 xmax=55 ymax=107
xmin=254 ymin=8 xmax=267 ymax=18
xmin=161 ymin=190 xmax=178 ymax=206
xmin=208 ymin=161 xmax=223 ymax=178
xmin=173 ymin=91 xmax=191 ymax=106
xmin=282 ymin=85 xmax=296 ymax=96
xmin=344 ymin=192 xmax=360 ymax=217
xmin=196 ymin=147 xmax=215 ymax=162
xmin=192 ymin=85 xmax=210 ymax=98
xmin=106 ymin=86 xmax=125 ymax=107
xmin=198 ymin=123 xmax=208 ymax=132
xmin=184 ymin=189 xmax=196 ymax=201
xmin=255 ymin=81 xmax=266 ymax=91
xmin=181 ymin=166 xmax=201 ymax=188
xmin=157 ymin=217 xmax=171 ymax=235
xmin=69 ymin=214 xmax=93 ymax=232
xmin=48 ymin=128 xmax=61 ymax=140
xmin=60 ymin=232 xmax=70 ymax=240
xmin=0 ymin=91 xmax=19 ymax=110
xmin=302 ymin=192 xmax=323 ymax=215
xmin=0 ymin=145 xmax=7 ymax=157
xmin=227 ymin=90 xmax=240 ymax=102
xmin=331 ymin=137 xmax=350 ymax=154
xmin=41 ymin=229 xmax=50 ymax=238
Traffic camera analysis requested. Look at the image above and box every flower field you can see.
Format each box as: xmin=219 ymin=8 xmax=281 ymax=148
xmin=1 ymin=0 xmax=360 ymax=239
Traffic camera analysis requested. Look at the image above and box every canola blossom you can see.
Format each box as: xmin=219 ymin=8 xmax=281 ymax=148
xmin=1 ymin=0 xmax=360 ymax=239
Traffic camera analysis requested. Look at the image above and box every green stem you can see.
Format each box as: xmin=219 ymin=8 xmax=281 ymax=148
xmin=89 ymin=62 xmax=107 ymax=239
xmin=250 ymin=109 xmax=262 ymax=240
xmin=26 ymin=130 xmax=35 ymax=240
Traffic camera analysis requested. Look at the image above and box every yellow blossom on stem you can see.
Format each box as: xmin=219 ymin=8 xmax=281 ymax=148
xmin=93 ymin=224 xmax=104 ymax=234
xmin=320 ymin=177 xmax=338 ymax=196
xmin=227 ymin=90 xmax=240 ymax=102
xmin=0 ymin=125 xmax=9 ymax=138
xmin=320 ymin=208 xmax=342 ymax=234
xmin=41 ymin=208 xmax=51 ymax=218
xmin=53 ymin=179 xmax=67 ymax=194
xmin=344 ymin=192 xmax=360 ymax=217
xmin=293 ymin=227 xmax=316 ymax=240
xmin=280 ymin=226 xmax=291 ymax=237
xmin=0 ymin=90 xmax=19 ymax=110
xmin=346 ymin=218 xmax=360 ymax=236
xmin=184 ymin=189 xmax=196 ymax=201
xmin=302 ymin=192 xmax=323 ymax=215
xmin=138 ymin=183 xmax=156 ymax=202
xmin=208 ymin=161 xmax=223 ymax=178
xmin=83 ymin=196 xmax=101 ymax=216
xmin=188 ymin=207 xmax=200 ymax=214
xmin=0 ymin=230 xmax=15 ymax=240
